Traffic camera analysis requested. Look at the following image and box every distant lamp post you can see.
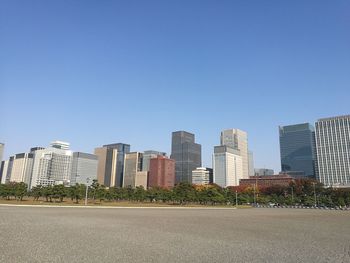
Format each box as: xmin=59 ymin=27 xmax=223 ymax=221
xmin=85 ymin=177 xmax=90 ymax=206
xmin=235 ymin=190 xmax=238 ymax=207
xmin=291 ymin=186 xmax=294 ymax=204
xmin=253 ymin=183 xmax=256 ymax=206
xmin=312 ymin=182 xmax=317 ymax=207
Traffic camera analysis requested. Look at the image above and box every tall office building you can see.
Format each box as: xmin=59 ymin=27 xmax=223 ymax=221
xmin=9 ymin=153 xmax=34 ymax=187
xmin=142 ymin=150 xmax=166 ymax=172
xmin=279 ymin=123 xmax=316 ymax=178
xmin=315 ymin=115 xmax=350 ymax=186
xmin=30 ymin=144 xmax=72 ymax=188
xmin=70 ymin=152 xmax=98 ymax=185
xmin=213 ymin=145 xmax=243 ymax=187
xmin=103 ymin=143 xmax=130 ymax=187
xmin=220 ymin=129 xmax=249 ymax=179
xmin=0 ymin=143 xmax=4 ymax=182
xmin=0 ymin=143 xmax=4 ymax=164
xmin=148 ymin=155 xmax=175 ymax=188
xmin=192 ymin=167 xmax=213 ymax=185
xmin=123 ymin=152 xmax=147 ymax=188
xmin=0 ymin=160 xmax=10 ymax=184
xmin=170 ymin=131 xmax=201 ymax=184
xmin=94 ymin=143 xmax=130 ymax=187
xmin=248 ymin=150 xmax=254 ymax=176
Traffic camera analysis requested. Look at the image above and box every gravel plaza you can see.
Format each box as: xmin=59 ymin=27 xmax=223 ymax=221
xmin=0 ymin=205 xmax=349 ymax=263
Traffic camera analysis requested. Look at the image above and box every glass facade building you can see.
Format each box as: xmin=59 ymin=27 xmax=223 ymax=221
xmin=279 ymin=123 xmax=316 ymax=178
xmin=70 ymin=152 xmax=98 ymax=186
xmin=170 ymin=131 xmax=201 ymax=184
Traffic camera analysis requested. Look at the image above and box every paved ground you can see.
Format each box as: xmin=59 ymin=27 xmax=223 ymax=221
xmin=0 ymin=206 xmax=349 ymax=263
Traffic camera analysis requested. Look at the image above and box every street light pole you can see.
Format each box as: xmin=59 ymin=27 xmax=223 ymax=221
xmin=235 ymin=190 xmax=238 ymax=207
xmin=253 ymin=183 xmax=256 ymax=206
xmin=291 ymin=186 xmax=294 ymax=204
xmin=85 ymin=177 xmax=90 ymax=206
xmin=312 ymin=182 xmax=317 ymax=207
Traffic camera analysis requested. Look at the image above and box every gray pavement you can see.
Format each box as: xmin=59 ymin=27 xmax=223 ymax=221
xmin=0 ymin=206 xmax=349 ymax=263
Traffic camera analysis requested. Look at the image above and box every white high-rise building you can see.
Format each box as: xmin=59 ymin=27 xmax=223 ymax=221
xmin=9 ymin=153 xmax=34 ymax=187
xmin=220 ymin=129 xmax=249 ymax=179
xmin=315 ymin=115 xmax=350 ymax=186
xmin=213 ymin=146 xmax=243 ymax=187
xmin=192 ymin=167 xmax=212 ymax=185
xmin=30 ymin=146 xmax=72 ymax=188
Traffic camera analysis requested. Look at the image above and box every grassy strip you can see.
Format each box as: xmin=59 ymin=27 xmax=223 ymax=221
xmin=0 ymin=199 xmax=251 ymax=208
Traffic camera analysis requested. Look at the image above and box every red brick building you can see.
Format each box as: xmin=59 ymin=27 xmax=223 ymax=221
xmin=148 ymin=156 xmax=175 ymax=188
xmin=239 ymin=174 xmax=294 ymax=187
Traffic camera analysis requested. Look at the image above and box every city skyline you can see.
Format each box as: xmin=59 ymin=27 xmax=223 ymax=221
xmin=1 ymin=1 xmax=350 ymax=173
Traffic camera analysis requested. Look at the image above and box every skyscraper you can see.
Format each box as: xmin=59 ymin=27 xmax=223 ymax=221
xmin=248 ymin=150 xmax=254 ymax=176
xmin=315 ymin=115 xmax=350 ymax=186
xmin=94 ymin=143 xmax=130 ymax=187
xmin=123 ymin=152 xmax=147 ymax=188
xmin=0 ymin=143 xmax=4 ymax=164
xmin=0 ymin=160 xmax=10 ymax=184
xmin=220 ymin=129 xmax=249 ymax=179
xmin=70 ymin=152 xmax=98 ymax=185
xmin=142 ymin=150 xmax=166 ymax=172
xmin=279 ymin=123 xmax=316 ymax=178
xmin=9 ymin=153 xmax=34 ymax=187
xmin=213 ymin=145 xmax=243 ymax=187
xmin=30 ymin=145 xmax=72 ymax=188
xmin=148 ymin=155 xmax=175 ymax=188
xmin=103 ymin=143 xmax=130 ymax=187
xmin=170 ymin=131 xmax=201 ymax=184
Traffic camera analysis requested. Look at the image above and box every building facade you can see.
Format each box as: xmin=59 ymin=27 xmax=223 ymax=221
xmin=0 ymin=143 xmax=4 ymax=164
xmin=70 ymin=152 xmax=98 ymax=185
xmin=148 ymin=155 xmax=175 ymax=188
xmin=123 ymin=152 xmax=147 ymax=188
xmin=248 ymin=150 xmax=254 ymax=176
xmin=315 ymin=115 xmax=350 ymax=186
xmin=240 ymin=174 xmax=294 ymax=188
xmin=30 ymin=146 xmax=72 ymax=188
xmin=192 ymin=167 xmax=213 ymax=185
xmin=254 ymin=168 xmax=274 ymax=176
xmin=9 ymin=153 xmax=34 ymax=187
xmin=0 ymin=160 xmax=10 ymax=184
xmin=213 ymin=145 xmax=243 ymax=187
xmin=220 ymin=129 xmax=249 ymax=179
xmin=94 ymin=143 xmax=130 ymax=187
xmin=170 ymin=131 xmax=201 ymax=184
xmin=142 ymin=150 xmax=166 ymax=172
xmin=279 ymin=123 xmax=316 ymax=178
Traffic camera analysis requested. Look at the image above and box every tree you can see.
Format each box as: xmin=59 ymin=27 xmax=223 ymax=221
xmin=68 ymin=184 xmax=85 ymax=203
xmin=52 ymin=184 xmax=66 ymax=202
xmin=31 ymin=185 xmax=43 ymax=201
xmin=42 ymin=185 xmax=53 ymax=202
xmin=14 ymin=182 xmax=27 ymax=201
xmin=173 ymin=182 xmax=196 ymax=205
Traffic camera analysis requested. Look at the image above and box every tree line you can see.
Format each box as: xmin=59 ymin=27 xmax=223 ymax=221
xmin=0 ymin=179 xmax=349 ymax=207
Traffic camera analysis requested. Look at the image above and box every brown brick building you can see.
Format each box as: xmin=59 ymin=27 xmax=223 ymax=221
xmin=148 ymin=156 xmax=175 ymax=188
xmin=239 ymin=174 xmax=294 ymax=187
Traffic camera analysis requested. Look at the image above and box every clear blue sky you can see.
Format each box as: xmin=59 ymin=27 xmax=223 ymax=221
xmin=1 ymin=0 xmax=349 ymax=172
